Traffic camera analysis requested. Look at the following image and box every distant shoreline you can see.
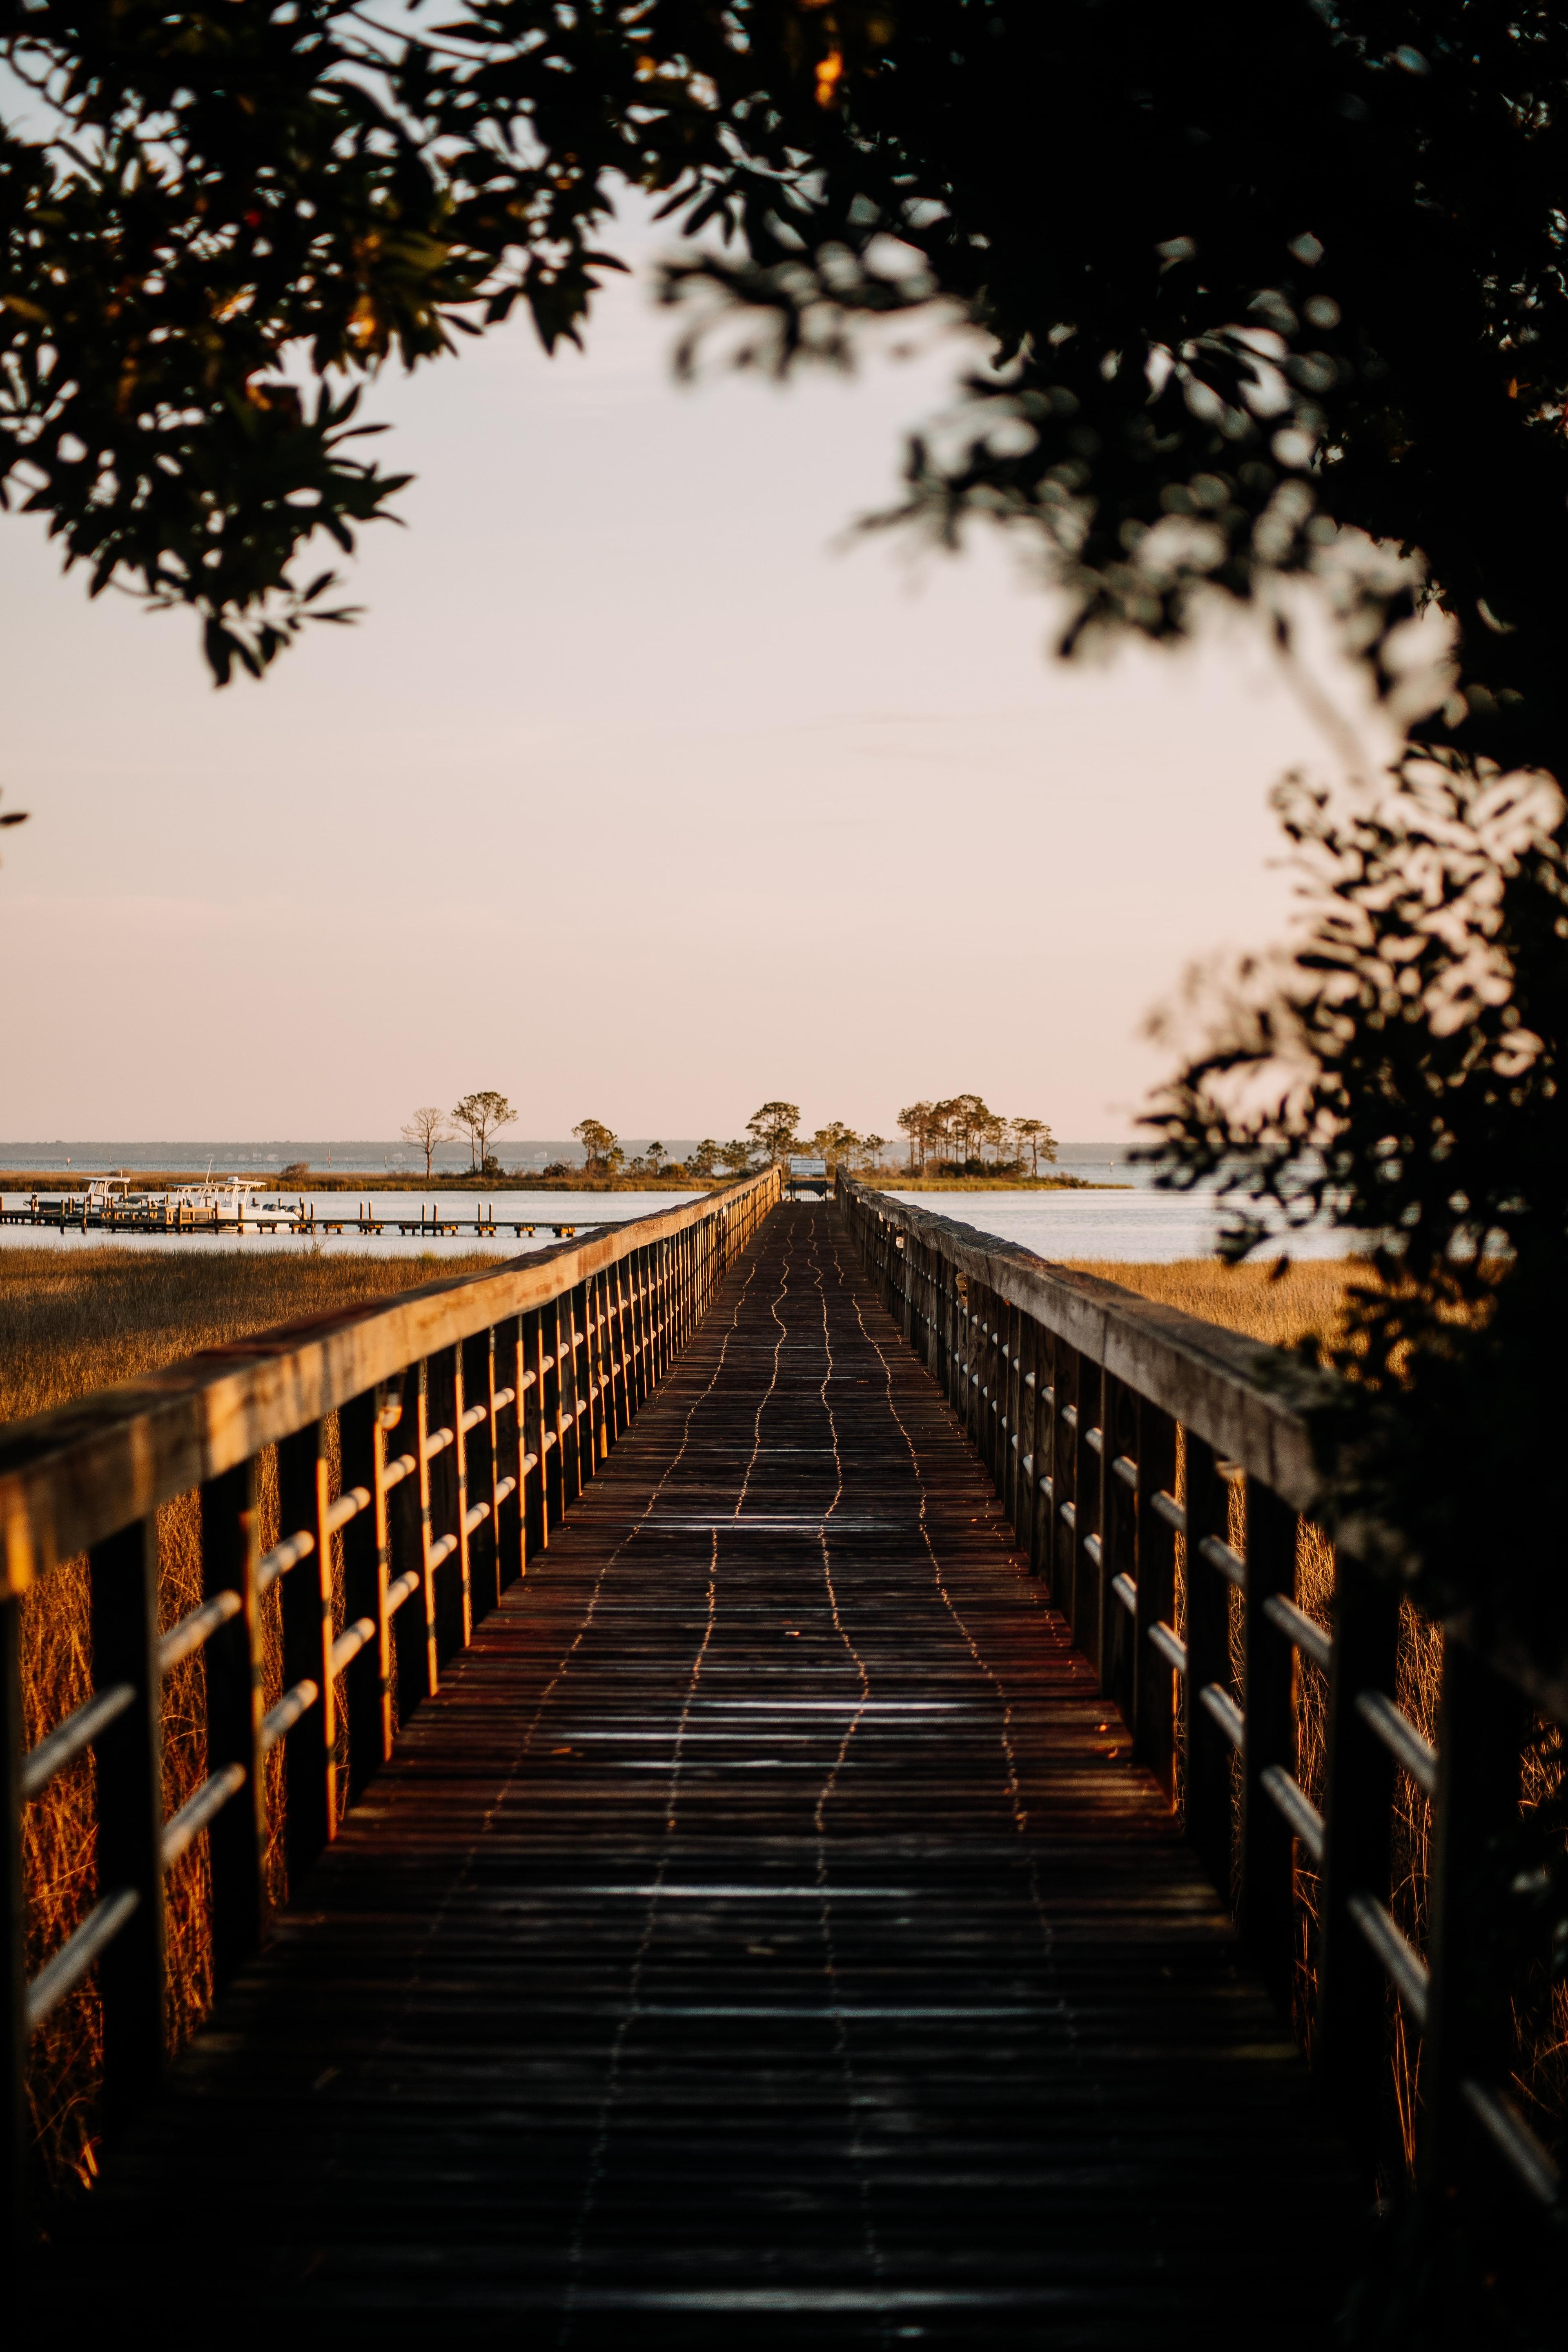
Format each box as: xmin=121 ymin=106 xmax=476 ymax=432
xmin=0 ymin=1167 xmax=1129 ymax=1197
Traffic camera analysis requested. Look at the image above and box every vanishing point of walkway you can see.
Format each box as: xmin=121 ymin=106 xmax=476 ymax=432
xmin=66 ymin=1204 xmax=1356 ymax=2341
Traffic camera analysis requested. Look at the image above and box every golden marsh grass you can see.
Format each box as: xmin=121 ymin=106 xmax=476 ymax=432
xmin=7 ymin=1243 xmax=504 ymax=2198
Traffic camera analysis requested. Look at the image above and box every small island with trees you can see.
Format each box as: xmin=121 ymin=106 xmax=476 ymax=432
xmin=363 ymin=1094 xmax=1107 ymax=1191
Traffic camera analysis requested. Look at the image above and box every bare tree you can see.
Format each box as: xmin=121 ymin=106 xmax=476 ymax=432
xmin=402 ymin=1105 xmax=454 ymax=1180
xmin=451 ymin=1090 xmax=517 ymax=1174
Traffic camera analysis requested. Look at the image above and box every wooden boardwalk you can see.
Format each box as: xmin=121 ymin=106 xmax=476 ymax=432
xmin=59 ymin=1204 xmax=1358 ymax=2340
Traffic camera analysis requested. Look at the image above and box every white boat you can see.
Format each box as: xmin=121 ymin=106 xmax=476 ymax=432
xmin=165 ymin=1176 xmax=302 ymax=1230
xmin=84 ymin=1173 xmax=158 ymax=1216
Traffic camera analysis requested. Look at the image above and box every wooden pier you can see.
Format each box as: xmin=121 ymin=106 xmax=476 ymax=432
xmin=4 ymin=1173 xmax=1562 ymax=2331
xmin=0 ymin=1194 xmax=599 ymax=1240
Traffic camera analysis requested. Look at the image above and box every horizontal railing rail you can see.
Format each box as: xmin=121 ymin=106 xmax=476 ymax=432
xmin=839 ymin=1174 xmax=1564 ymax=2246
xmin=2 ymin=1167 xmax=781 ymax=2243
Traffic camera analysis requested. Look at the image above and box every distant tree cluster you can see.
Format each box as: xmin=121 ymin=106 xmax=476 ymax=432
xmin=570 ymin=1123 xmax=746 ymax=1182
xmin=398 ymin=1100 xmax=1053 ymax=1185
xmin=401 ymin=1093 xmax=516 ymax=1178
xmin=897 ymin=1098 xmax=1056 ymax=1179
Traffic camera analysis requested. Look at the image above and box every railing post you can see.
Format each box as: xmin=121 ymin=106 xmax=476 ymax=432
xmin=339 ymin=1387 xmax=393 ymax=1794
xmin=200 ymin=1460 xmax=267 ymax=1988
xmin=561 ymin=1287 xmax=584 ymax=1506
xmin=541 ymin=1299 xmax=564 ymax=1535
xmin=2 ymin=1592 xmax=27 ymax=2253
xmin=621 ymin=1253 xmax=639 ymax=1418
xmin=1133 ymin=1400 xmax=1178 ymax=1795
xmin=1316 ymin=1550 xmax=1401 ymax=2173
xmin=589 ymin=1271 xmax=609 ymax=1465
xmin=1100 ymin=1376 xmax=1137 ymax=1718
xmin=1074 ymin=1355 xmax=1105 ymax=1677
xmin=494 ymin=1317 xmax=526 ymax=1590
xmin=466 ymin=1328 xmax=501 ymax=1622
xmin=1016 ymin=1314 xmax=1039 ymax=1571
xmin=1002 ymin=1303 xmax=1023 ymax=1532
xmin=606 ymin=1266 xmax=629 ymax=1443
xmin=390 ymin=1360 xmax=438 ymax=1711
xmin=1240 ymin=1480 xmax=1298 ymax=2014
xmin=426 ymin=1345 xmax=468 ymax=1657
xmin=278 ymin=1421 xmax=336 ymax=1886
xmin=1421 ymin=1639 xmax=1531 ymax=2197
xmin=1050 ymin=1343 xmax=1079 ymax=1630
xmin=1183 ymin=1437 xmax=1234 ymax=1900
xmin=1031 ymin=1325 xmax=1057 ymax=1591
xmin=524 ymin=1309 xmax=549 ymax=1555
xmin=90 ymin=1515 xmax=165 ymax=2129
xmin=987 ymin=1292 xmax=1006 ymax=1491
xmin=628 ymin=1250 xmax=648 ymax=1411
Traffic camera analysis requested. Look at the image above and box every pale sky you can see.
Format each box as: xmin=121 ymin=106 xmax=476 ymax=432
xmin=0 ymin=207 xmax=1398 ymax=1143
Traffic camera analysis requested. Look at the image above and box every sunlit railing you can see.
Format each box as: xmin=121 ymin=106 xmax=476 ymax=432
xmin=0 ymin=1167 xmax=781 ymax=2236
xmin=840 ymin=1173 xmax=1564 ymax=2235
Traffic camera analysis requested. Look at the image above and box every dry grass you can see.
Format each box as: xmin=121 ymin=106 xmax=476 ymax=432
xmin=1062 ymin=1254 xmax=1358 ymax=1353
xmin=8 ymin=1243 xmax=502 ymax=2201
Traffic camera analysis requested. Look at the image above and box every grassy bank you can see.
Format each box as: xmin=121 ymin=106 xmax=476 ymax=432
xmin=1063 ymin=1255 xmax=1356 ymax=1351
xmin=864 ymin=1172 xmax=1113 ymax=1192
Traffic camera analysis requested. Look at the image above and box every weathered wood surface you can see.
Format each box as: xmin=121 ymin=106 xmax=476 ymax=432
xmin=54 ymin=1203 xmax=1357 ymax=2340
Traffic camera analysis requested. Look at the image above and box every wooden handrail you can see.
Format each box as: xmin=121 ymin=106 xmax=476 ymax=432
xmin=2 ymin=1166 xmax=782 ymax=2247
xmin=837 ymin=1172 xmax=1564 ymax=2246
xmin=838 ymin=1182 xmax=1341 ymax=1512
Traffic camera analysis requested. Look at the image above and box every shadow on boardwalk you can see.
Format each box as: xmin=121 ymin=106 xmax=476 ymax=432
xmin=52 ymin=1203 xmax=1359 ymax=2343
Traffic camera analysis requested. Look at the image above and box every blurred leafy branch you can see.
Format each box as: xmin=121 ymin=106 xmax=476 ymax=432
xmin=4 ymin=0 xmax=1555 ymax=713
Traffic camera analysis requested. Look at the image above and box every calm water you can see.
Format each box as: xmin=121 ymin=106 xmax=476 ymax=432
xmin=0 ymin=1189 xmax=699 ymax=1262
xmin=0 ymin=1174 xmax=1355 ymax=1265
xmin=0 ymin=1138 xmax=710 ymax=1176
xmin=886 ymin=1185 xmax=1354 ymax=1265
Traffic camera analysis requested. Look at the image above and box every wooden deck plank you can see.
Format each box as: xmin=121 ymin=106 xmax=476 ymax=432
xmin=54 ymin=1204 xmax=1358 ymax=2341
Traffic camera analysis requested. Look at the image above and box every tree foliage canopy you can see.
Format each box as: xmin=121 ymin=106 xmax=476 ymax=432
xmin=450 ymin=1087 xmax=515 ymax=1168
xmin=8 ymin=0 xmax=1564 ymax=728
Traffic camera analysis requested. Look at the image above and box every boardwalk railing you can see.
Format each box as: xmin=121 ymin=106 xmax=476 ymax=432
xmin=840 ymin=1174 xmax=1566 ymax=2233
xmin=1 ymin=1167 xmax=780 ymax=2237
